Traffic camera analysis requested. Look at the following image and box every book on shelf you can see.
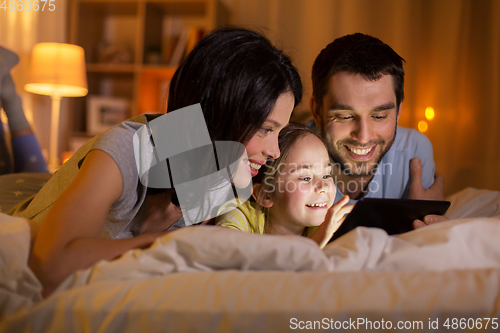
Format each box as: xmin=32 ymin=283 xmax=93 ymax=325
xmin=162 ymin=16 xmax=183 ymax=65
xmin=158 ymin=79 xmax=171 ymax=113
xmin=168 ymin=27 xmax=190 ymax=67
xmin=162 ymin=17 xmax=205 ymax=67
xmin=185 ymin=26 xmax=205 ymax=56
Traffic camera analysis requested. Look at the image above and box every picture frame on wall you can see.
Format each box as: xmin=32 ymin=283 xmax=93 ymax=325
xmin=86 ymin=95 xmax=130 ymax=135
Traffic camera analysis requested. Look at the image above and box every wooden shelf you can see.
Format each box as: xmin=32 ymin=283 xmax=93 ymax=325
xmin=68 ymin=0 xmax=229 ymax=143
xmin=86 ymin=63 xmax=138 ymax=73
xmin=138 ymin=66 xmax=177 ymax=114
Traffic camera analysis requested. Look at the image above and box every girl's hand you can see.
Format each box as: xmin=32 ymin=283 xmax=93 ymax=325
xmin=309 ymin=195 xmax=354 ymax=249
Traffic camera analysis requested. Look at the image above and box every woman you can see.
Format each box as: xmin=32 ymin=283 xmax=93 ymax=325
xmin=11 ymin=27 xmax=302 ymax=296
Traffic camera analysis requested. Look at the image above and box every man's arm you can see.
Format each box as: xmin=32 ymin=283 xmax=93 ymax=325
xmin=404 ymin=129 xmax=444 ymax=200
xmin=409 ymin=157 xmax=449 ymax=228
xmin=405 ymin=130 xmax=448 ymax=228
xmin=408 ymin=157 xmax=445 ymax=201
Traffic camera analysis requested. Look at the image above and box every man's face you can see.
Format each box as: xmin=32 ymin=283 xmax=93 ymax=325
xmin=312 ymin=72 xmax=399 ymax=177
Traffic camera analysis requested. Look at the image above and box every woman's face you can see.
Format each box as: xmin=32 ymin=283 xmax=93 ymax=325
xmin=230 ymin=92 xmax=294 ymax=189
xmin=243 ymin=92 xmax=295 ymax=178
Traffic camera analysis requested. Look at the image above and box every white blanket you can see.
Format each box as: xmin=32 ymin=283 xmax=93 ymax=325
xmin=1 ymin=187 xmax=500 ymax=332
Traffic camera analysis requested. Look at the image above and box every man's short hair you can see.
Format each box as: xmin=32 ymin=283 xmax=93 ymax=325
xmin=312 ymin=33 xmax=405 ymax=109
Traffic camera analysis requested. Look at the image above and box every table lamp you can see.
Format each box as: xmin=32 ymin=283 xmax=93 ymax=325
xmin=25 ymin=42 xmax=88 ymax=172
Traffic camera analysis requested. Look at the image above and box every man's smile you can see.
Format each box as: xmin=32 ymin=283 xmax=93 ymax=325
xmin=345 ymin=145 xmax=377 ymax=161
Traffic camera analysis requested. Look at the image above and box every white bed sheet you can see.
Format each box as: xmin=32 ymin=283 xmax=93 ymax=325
xmin=1 ymin=187 xmax=500 ymax=332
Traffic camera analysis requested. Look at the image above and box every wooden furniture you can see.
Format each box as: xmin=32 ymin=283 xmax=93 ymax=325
xmin=68 ymin=0 xmax=229 ymax=136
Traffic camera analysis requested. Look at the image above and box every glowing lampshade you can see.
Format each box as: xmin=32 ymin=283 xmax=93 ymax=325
xmin=25 ymin=43 xmax=87 ymax=97
xmin=25 ymin=43 xmax=88 ymax=172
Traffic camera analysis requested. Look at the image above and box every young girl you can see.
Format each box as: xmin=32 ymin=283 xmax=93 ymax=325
xmin=217 ymin=123 xmax=353 ymax=248
xmin=10 ymin=27 xmax=303 ymax=296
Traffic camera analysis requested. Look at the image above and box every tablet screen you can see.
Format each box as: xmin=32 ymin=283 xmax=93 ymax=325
xmin=329 ymin=198 xmax=451 ymax=242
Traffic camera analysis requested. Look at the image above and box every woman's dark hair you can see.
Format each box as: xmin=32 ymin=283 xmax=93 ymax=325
xmin=167 ymin=26 xmax=303 ymax=145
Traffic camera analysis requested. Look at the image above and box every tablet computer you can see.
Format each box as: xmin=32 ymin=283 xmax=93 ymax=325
xmin=329 ymin=198 xmax=451 ymax=242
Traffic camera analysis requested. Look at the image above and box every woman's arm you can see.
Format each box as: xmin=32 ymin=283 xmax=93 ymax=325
xmin=29 ymin=150 xmax=164 ymax=296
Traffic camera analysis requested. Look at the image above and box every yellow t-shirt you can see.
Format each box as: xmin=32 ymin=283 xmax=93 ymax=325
xmin=216 ymin=200 xmax=265 ymax=234
xmin=216 ymin=199 xmax=317 ymax=236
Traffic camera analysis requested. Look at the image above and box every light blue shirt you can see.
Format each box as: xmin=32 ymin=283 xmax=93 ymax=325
xmin=308 ymin=123 xmax=435 ymax=204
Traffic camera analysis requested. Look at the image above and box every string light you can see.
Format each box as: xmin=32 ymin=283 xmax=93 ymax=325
xmin=425 ymin=107 xmax=435 ymax=120
xmin=418 ymin=120 xmax=428 ymax=132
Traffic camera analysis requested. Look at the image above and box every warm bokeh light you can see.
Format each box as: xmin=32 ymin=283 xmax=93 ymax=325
xmin=425 ymin=107 xmax=435 ymax=120
xmin=418 ymin=120 xmax=428 ymax=132
xmin=61 ymin=151 xmax=74 ymax=165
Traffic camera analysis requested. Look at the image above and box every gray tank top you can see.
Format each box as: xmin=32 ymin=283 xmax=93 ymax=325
xmin=10 ymin=115 xmax=153 ymax=239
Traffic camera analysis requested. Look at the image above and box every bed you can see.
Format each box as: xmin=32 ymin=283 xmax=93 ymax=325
xmin=1 ymin=182 xmax=500 ymax=332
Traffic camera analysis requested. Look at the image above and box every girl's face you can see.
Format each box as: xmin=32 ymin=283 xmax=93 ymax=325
xmin=268 ymin=134 xmax=336 ymax=228
xmin=234 ymin=92 xmax=294 ymax=187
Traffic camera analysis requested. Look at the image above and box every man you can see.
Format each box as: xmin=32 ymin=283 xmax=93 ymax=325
xmin=309 ymin=33 xmax=445 ymax=227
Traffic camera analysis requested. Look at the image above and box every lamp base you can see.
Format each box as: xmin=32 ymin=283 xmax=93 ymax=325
xmin=48 ymin=94 xmax=62 ymax=173
xmin=48 ymin=161 xmax=60 ymax=174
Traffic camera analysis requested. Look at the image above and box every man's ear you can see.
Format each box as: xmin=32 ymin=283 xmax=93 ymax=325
xmin=310 ymin=96 xmax=322 ymax=127
xmin=252 ymin=183 xmax=274 ymax=208
xmin=397 ymin=102 xmax=402 ymax=123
